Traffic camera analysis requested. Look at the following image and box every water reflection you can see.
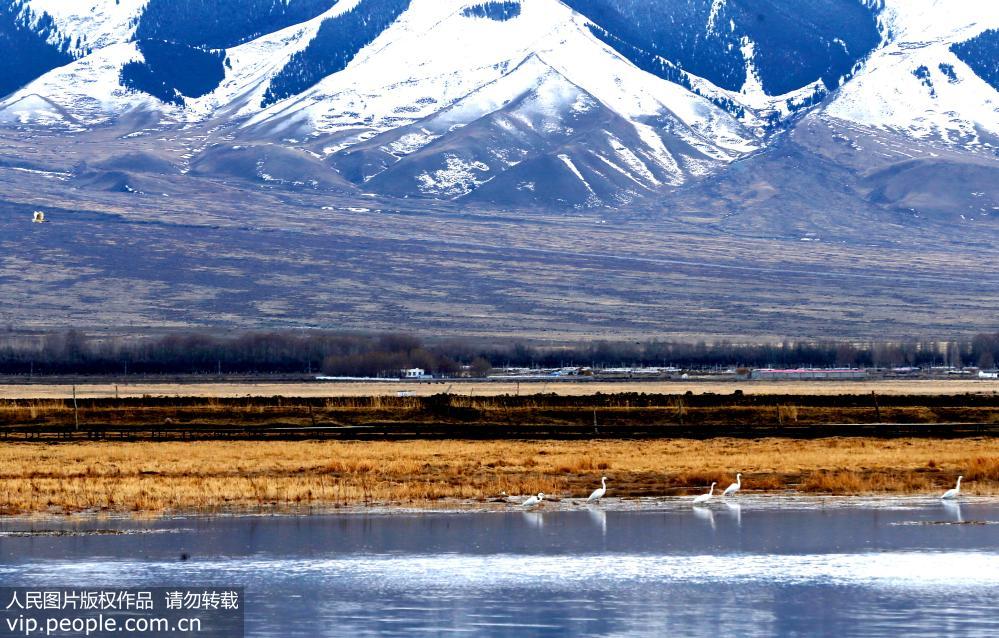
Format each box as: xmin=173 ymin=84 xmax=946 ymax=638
xmin=522 ymin=511 xmax=544 ymax=530
xmin=1 ymin=501 xmax=997 ymax=637
xmin=942 ymin=500 xmax=963 ymax=523
xmin=693 ymin=504 xmax=716 ymax=530
xmin=586 ymin=506 xmax=607 ymax=537
xmin=724 ymin=501 xmax=742 ymax=527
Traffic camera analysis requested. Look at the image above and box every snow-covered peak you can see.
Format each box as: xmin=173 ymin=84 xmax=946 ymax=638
xmin=221 ymin=0 xmax=760 ymax=203
xmin=249 ymin=0 xmax=753 ymax=153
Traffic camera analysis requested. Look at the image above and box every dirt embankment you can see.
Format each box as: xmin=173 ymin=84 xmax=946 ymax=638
xmin=2 ymin=391 xmax=998 ymax=441
xmin=1 ymin=379 xmax=998 ymax=400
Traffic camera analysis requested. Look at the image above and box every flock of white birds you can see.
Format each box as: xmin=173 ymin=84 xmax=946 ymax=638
xmin=511 ymin=473 xmax=965 ymax=508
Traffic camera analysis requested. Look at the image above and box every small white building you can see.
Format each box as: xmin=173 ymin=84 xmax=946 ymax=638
xmin=402 ymin=368 xmax=429 ymax=379
xmin=979 ymin=370 xmax=999 ymax=379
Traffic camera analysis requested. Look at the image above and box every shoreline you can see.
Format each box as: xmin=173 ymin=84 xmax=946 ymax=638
xmin=1 ymin=494 xmax=996 ymax=526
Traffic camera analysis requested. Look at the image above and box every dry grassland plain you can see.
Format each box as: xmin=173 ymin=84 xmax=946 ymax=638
xmin=0 ymin=438 xmax=995 ymax=516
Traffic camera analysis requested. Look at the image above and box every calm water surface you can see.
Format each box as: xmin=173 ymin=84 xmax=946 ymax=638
xmin=1 ymin=498 xmax=998 ymax=637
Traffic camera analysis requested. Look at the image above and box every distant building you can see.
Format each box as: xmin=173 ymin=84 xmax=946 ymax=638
xmin=402 ymin=368 xmax=429 ymax=379
xmin=979 ymin=371 xmax=999 ymax=379
xmin=751 ymin=368 xmax=868 ymax=381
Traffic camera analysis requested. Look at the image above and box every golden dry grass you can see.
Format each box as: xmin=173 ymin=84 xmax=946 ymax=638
xmin=2 ymin=378 xmax=998 ymax=400
xmin=0 ymin=438 xmax=995 ymax=515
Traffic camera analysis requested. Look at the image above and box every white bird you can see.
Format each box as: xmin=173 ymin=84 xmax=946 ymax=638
xmin=521 ymin=492 xmax=545 ymax=508
xmin=32 ymin=211 xmax=45 ymax=223
xmin=587 ymin=476 xmax=608 ymax=502
xmin=940 ymin=476 xmax=963 ymax=500
xmin=693 ymin=482 xmax=716 ymax=505
xmin=723 ymin=473 xmax=742 ymax=498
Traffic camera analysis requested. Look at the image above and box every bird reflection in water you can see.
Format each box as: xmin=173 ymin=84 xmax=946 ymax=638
xmin=942 ymin=499 xmax=963 ymax=524
xmin=724 ymin=501 xmax=742 ymax=527
xmin=522 ymin=511 xmax=544 ymax=530
xmin=586 ymin=505 xmax=607 ymax=537
xmin=693 ymin=504 xmax=716 ymax=530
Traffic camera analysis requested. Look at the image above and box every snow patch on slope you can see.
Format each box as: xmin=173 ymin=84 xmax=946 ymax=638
xmin=706 ymin=0 xmax=727 ymax=36
xmin=738 ymin=37 xmax=766 ymax=99
xmin=27 ymin=0 xmax=148 ymax=53
xmin=607 ymin=132 xmax=660 ymax=186
xmin=0 ymin=41 xmax=159 ymax=126
xmin=187 ymin=0 xmax=363 ymax=119
xmin=0 ymin=94 xmax=76 ymax=128
xmin=631 ymin=122 xmax=682 ymax=178
xmin=388 ymin=129 xmax=441 ymax=156
xmin=416 ymin=155 xmax=491 ymax=197
xmin=875 ymin=0 xmax=992 ymax=43
xmin=558 ymin=153 xmax=597 ymax=196
xmin=428 ymin=55 xmax=587 ymax=138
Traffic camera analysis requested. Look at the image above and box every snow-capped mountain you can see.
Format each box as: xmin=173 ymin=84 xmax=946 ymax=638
xmin=823 ymin=0 xmax=999 ymax=147
xmin=0 ymin=0 xmax=997 ymax=208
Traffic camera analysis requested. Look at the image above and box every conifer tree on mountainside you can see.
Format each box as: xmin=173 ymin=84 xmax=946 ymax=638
xmin=0 ymin=0 xmax=72 ymax=96
xmin=135 ymin=0 xmax=338 ymax=49
xmin=262 ymin=0 xmax=412 ymax=106
xmin=951 ymin=28 xmax=999 ymax=92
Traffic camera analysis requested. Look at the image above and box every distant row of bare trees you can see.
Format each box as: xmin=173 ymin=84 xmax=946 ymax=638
xmin=482 ymin=336 xmax=998 ymax=371
xmin=0 ymin=330 xmax=996 ymax=377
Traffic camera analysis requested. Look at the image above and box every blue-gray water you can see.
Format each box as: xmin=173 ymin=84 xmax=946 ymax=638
xmin=1 ymin=498 xmax=998 ymax=637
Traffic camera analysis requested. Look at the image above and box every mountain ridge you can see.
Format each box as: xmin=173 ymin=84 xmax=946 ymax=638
xmin=0 ymin=0 xmax=995 ymax=210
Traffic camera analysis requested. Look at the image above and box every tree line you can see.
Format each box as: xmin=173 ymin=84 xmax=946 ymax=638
xmin=0 ymin=0 xmax=74 ymax=98
xmin=0 ymin=330 xmax=997 ymax=377
xmin=135 ymin=0 xmax=337 ymax=50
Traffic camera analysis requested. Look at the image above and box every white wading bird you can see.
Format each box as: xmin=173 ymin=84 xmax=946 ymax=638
xmin=587 ymin=476 xmax=608 ymax=502
xmin=940 ymin=476 xmax=963 ymax=500
xmin=723 ymin=473 xmax=742 ymax=498
xmin=521 ymin=492 xmax=545 ymax=508
xmin=32 ymin=211 xmax=46 ymax=223
xmin=693 ymin=482 xmax=716 ymax=505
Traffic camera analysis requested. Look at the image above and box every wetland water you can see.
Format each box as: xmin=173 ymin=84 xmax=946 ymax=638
xmin=1 ymin=498 xmax=997 ymax=636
